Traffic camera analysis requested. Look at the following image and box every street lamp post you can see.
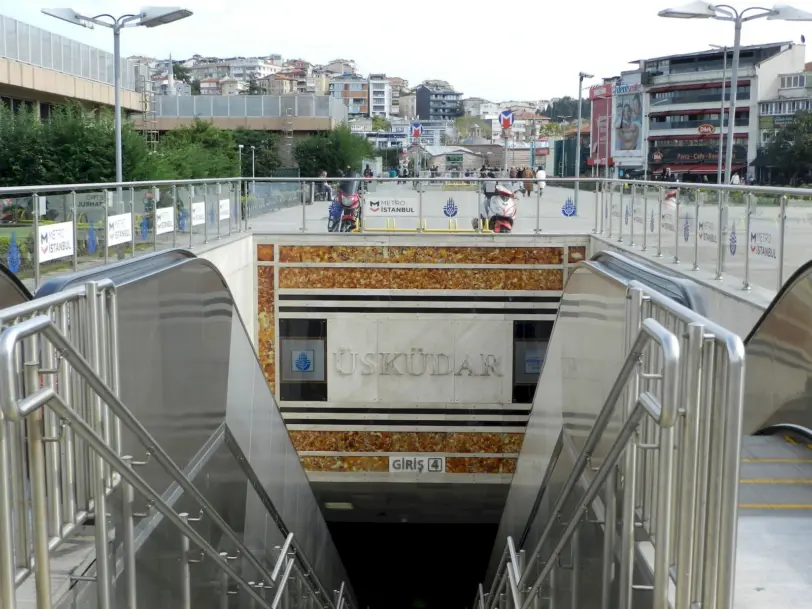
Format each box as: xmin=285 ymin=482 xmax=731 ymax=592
xmin=710 ymin=44 xmax=728 ymax=184
xmin=659 ymin=2 xmax=812 ymax=184
xmin=574 ymin=72 xmax=594 ymax=212
xmin=43 ymin=7 xmax=192 ymax=189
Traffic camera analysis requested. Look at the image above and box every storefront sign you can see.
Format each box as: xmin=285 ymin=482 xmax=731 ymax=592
xmin=155 ymin=207 xmax=174 ymax=235
xmin=364 ymin=198 xmax=418 ymax=217
xmin=648 ymin=145 xmax=747 ymax=165
xmin=446 ymin=154 xmax=464 ymax=164
xmin=38 ymin=221 xmax=74 ymax=262
xmin=389 ymin=456 xmax=445 ymax=474
xmin=698 ymin=124 xmax=715 ymax=135
xmin=107 ymin=213 xmax=132 ymax=246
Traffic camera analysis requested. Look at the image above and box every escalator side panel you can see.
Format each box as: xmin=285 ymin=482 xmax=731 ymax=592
xmin=485 ymin=263 xmax=630 ymax=584
xmin=0 ymin=261 xmax=32 ymax=308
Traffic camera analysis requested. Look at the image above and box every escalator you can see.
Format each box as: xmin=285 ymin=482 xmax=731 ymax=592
xmin=29 ymin=250 xmax=355 ymax=608
xmin=0 ymin=260 xmax=32 ymax=308
xmin=486 ymin=251 xmax=812 ymax=607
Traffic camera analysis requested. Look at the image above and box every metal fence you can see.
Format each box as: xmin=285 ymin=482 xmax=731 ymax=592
xmin=1 ymin=175 xmax=811 ymax=297
xmin=154 ymin=94 xmax=349 ymax=121
xmin=0 ymin=15 xmax=140 ymax=90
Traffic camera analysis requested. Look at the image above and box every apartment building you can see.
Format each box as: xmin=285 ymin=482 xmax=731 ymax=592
xmin=388 ymin=77 xmax=409 ymax=116
xmin=368 ymin=74 xmax=392 ymax=118
xmin=256 ymin=74 xmax=296 ymax=95
xmin=758 ymin=61 xmax=812 ymax=146
xmin=329 ymin=74 xmax=369 ymax=117
xmin=189 ymin=57 xmax=279 ymax=81
xmin=415 ymin=81 xmax=463 ymax=121
xmin=325 ymin=59 xmax=357 ymax=75
xmin=399 ymin=93 xmax=417 ymax=119
xmin=638 ymin=41 xmax=805 ymax=181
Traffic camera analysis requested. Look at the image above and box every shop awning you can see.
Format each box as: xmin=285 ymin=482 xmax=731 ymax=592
xmin=653 ymin=163 xmax=745 ymax=174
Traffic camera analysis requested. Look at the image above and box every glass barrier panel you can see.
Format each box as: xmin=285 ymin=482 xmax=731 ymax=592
xmin=782 ymin=193 xmax=812 ymax=284
xmin=747 ymin=193 xmax=782 ymax=291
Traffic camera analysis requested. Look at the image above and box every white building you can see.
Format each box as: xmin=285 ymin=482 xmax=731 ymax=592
xmin=368 ymin=74 xmax=392 ymax=118
xmin=325 ymin=58 xmax=357 ymax=75
xmin=758 ymin=62 xmax=812 ymax=147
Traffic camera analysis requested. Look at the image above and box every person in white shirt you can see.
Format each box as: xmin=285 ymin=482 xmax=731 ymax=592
xmin=730 ymin=173 xmax=741 ymax=186
xmin=535 ymin=166 xmax=547 ymax=197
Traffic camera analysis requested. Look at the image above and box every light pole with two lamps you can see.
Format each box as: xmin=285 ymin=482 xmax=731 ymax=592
xmin=659 ymin=1 xmax=812 ymax=184
xmin=574 ymin=71 xmax=594 ymax=212
xmin=42 ymin=7 xmax=193 ymax=189
xmin=709 ymin=43 xmax=728 ymax=184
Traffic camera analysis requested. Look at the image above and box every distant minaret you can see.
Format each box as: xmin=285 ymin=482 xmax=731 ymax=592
xmin=167 ymin=53 xmax=176 ymax=95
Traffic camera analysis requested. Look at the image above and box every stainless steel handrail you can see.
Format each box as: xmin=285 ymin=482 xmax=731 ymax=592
xmin=0 ymin=310 xmax=348 ymax=609
xmin=485 ymin=318 xmax=679 ymax=609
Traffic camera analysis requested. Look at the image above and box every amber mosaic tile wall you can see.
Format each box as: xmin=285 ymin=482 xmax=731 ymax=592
xmin=256 ymin=238 xmax=587 ymax=477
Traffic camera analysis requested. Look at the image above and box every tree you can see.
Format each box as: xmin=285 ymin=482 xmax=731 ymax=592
xmin=452 ymin=116 xmax=492 ymax=142
xmin=191 ymin=79 xmax=201 ymax=95
xmin=764 ymin=111 xmax=812 ymax=185
xmin=234 ymin=128 xmax=282 ymax=177
xmin=172 ymin=62 xmax=192 ymax=84
xmin=294 ymin=124 xmax=375 ymax=176
xmin=371 ymin=115 xmax=391 ymax=132
xmin=543 ymin=96 xmax=591 ymax=121
xmin=247 ymin=77 xmax=267 ymax=95
xmin=537 ymin=122 xmax=567 ymax=138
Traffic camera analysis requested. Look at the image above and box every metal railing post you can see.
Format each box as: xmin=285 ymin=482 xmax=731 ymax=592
xmin=25 ymin=332 xmax=52 ymax=609
xmin=673 ymin=190 xmax=680 ymax=264
xmin=418 ymin=181 xmax=424 ymax=232
xmin=656 ymin=187 xmax=664 ymax=258
xmin=593 ymin=181 xmax=599 ymax=234
xmin=219 ymin=552 xmax=230 ymax=609
xmin=777 ymin=194 xmax=787 ymax=291
xmin=152 ymin=187 xmax=158 ymax=252
xmin=72 ymin=191 xmax=79 ymax=271
xmin=300 ymin=180 xmax=307 ymax=233
xmin=535 ymin=186 xmax=541 ymax=234
xmin=600 ymin=469 xmax=616 ymax=609
xmin=33 ymin=194 xmax=40 ymax=289
xmin=188 ymin=186 xmax=194 ymax=249
xmin=204 ymin=186 xmax=210 ymax=245
xmin=715 ymin=191 xmax=725 ymax=280
xmin=217 ymin=183 xmax=223 ymax=240
xmin=130 ymin=188 xmax=136 ymax=258
xmin=121 ymin=456 xmax=137 ymax=609
xmin=180 ymin=513 xmax=192 ymax=609
xmin=617 ymin=187 xmax=624 ymax=243
xmin=104 ymin=192 xmax=110 ymax=266
xmin=172 ymin=184 xmax=178 ymax=247
xmin=693 ymin=191 xmax=701 ymax=271
xmin=642 ymin=187 xmax=649 ymax=252
xmin=674 ymin=323 xmax=704 ymax=609
xmin=85 ymin=282 xmax=112 ymax=609
xmin=618 ymin=287 xmax=643 ymax=609
xmin=228 ymin=183 xmax=233 ymax=236
xmin=742 ymin=193 xmax=752 ymax=290
xmin=629 ymin=185 xmax=636 ymax=247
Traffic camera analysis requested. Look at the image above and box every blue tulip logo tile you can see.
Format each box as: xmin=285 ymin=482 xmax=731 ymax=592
xmin=179 ymin=209 xmax=187 ymax=232
xmin=443 ymin=198 xmax=458 ymax=217
xmin=6 ymin=232 xmax=20 ymax=273
xmin=624 ymin=202 xmax=630 ymax=225
xmin=683 ymin=217 xmax=690 ymax=242
xmin=561 ymin=198 xmax=576 ymax=217
xmin=729 ymin=223 xmax=737 ymax=256
xmin=87 ymin=223 xmax=97 ymax=254
xmin=140 ymin=215 xmax=149 ymax=240
xmin=292 ymin=349 xmax=314 ymax=373
xmin=650 ymin=210 xmax=655 ymax=233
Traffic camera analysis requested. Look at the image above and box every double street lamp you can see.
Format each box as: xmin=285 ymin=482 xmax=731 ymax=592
xmin=659 ymin=2 xmax=812 ymax=184
xmin=43 ymin=7 xmax=193 ymax=187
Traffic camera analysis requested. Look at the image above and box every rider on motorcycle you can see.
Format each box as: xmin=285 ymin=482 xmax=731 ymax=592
xmin=473 ymin=172 xmax=498 ymax=229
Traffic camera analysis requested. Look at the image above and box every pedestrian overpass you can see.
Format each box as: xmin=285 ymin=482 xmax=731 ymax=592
xmin=0 ymin=175 xmax=810 ymax=609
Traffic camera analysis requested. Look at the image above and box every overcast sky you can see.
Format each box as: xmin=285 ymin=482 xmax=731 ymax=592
xmin=5 ymin=1 xmax=811 ymax=101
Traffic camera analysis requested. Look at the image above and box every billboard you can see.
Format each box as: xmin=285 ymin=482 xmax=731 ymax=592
xmin=590 ymin=94 xmax=612 ymax=167
xmin=612 ymin=83 xmax=644 ymax=159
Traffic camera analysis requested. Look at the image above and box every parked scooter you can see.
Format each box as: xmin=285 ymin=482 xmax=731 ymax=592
xmin=473 ymin=183 xmax=519 ymax=233
xmin=327 ymin=174 xmax=363 ymax=232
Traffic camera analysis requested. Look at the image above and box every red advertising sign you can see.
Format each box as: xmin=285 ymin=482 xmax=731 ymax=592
xmin=590 ymin=94 xmax=612 ymax=167
xmin=589 ymin=84 xmax=613 ymax=100
xmin=698 ymin=124 xmax=715 ymax=135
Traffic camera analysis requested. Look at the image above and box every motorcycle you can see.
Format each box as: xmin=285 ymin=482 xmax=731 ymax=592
xmin=475 ymin=184 xmax=519 ymax=233
xmin=327 ymin=177 xmax=363 ymax=232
